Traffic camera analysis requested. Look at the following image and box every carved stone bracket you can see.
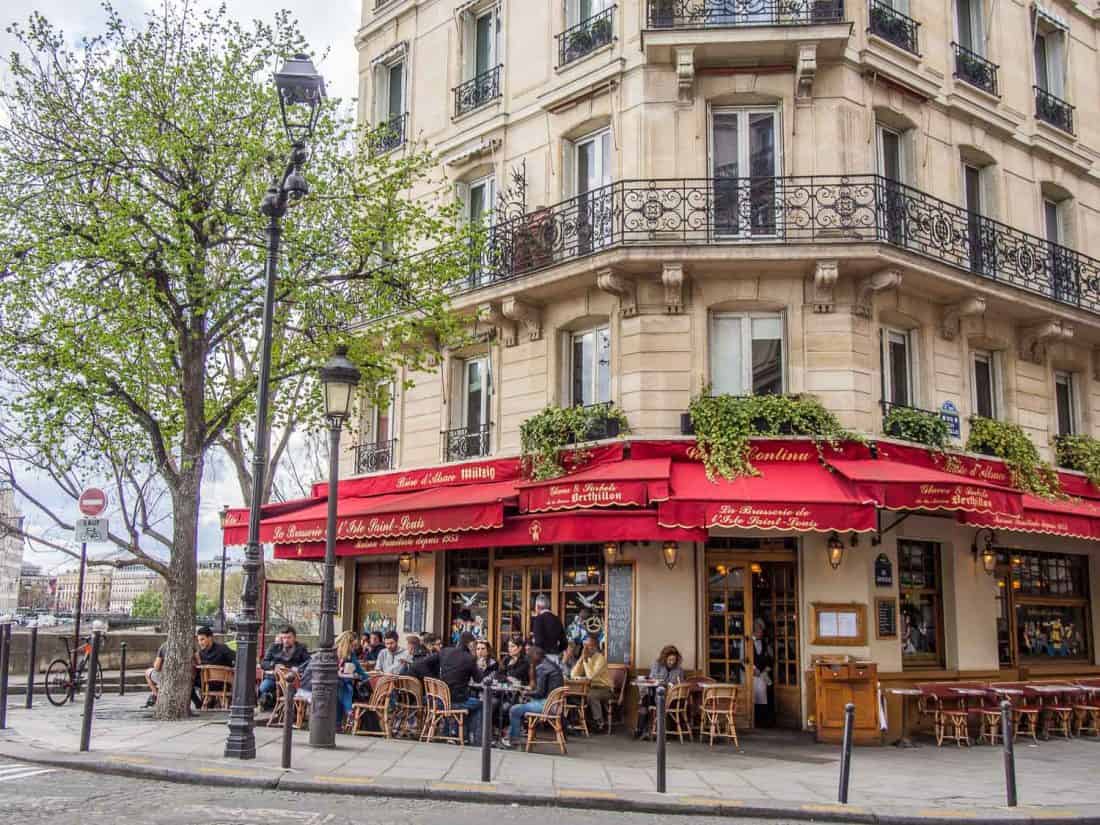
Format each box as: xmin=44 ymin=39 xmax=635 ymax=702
xmin=940 ymin=296 xmax=986 ymax=340
xmin=1019 ymin=320 xmax=1073 ymax=364
xmin=853 ymin=268 xmax=902 ymax=318
xmin=675 ymin=48 xmax=695 ymax=104
xmin=812 ymin=259 xmax=838 ymax=313
xmin=796 ymin=44 xmax=818 ymax=99
xmin=501 ymin=297 xmax=542 ymax=346
xmin=596 ymin=268 xmax=637 ymax=317
xmin=661 ymin=262 xmax=685 ymax=314
xmin=475 ymin=303 xmax=507 ymax=343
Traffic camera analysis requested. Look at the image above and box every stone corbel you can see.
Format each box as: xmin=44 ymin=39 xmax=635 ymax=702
xmin=812 ymin=259 xmax=838 ymax=313
xmin=501 ymin=297 xmax=542 ymax=346
xmin=661 ymin=262 xmax=685 ymax=314
xmin=1019 ymin=320 xmax=1073 ymax=364
xmin=940 ymin=296 xmax=986 ymax=341
xmin=853 ymin=268 xmax=902 ymax=318
xmin=475 ymin=303 xmax=508 ymax=343
xmin=596 ymin=268 xmax=637 ymax=317
xmin=796 ymin=43 xmax=818 ymax=100
xmin=675 ymin=47 xmax=695 ymax=104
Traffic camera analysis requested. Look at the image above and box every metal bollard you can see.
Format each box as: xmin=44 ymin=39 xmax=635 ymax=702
xmin=837 ymin=702 xmax=855 ymax=804
xmin=26 ymin=623 xmax=38 ymax=710
xmin=79 ymin=625 xmax=105 ymax=752
xmin=282 ymin=681 xmax=296 ymax=769
xmin=119 ymin=641 xmax=127 ymax=696
xmin=655 ymin=685 xmax=667 ymax=794
xmin=0 ymin=621 xmax=11 ymax=729
xmin=1001 ymin=700 xmax=1017 ymax=807
xmin=480 ymin=678 xmax=493 ymax=782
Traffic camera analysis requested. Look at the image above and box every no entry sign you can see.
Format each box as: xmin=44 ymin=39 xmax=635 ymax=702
xmin=78 ymin=488 xmax=108 ymax=517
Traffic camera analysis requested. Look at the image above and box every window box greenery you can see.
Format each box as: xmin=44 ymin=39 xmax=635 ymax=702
xmin=965 ymin=416 xmax=1062 ymax=499
xmin=686 ymin=392 xmax=853 ymax=480
xmin=883 ymin=405 xmax=951 ymax=451
xmin=1053 ymin=434 xmax=1100 ymax=489
xmin=520 ymin=403 xmax=629 ymax=480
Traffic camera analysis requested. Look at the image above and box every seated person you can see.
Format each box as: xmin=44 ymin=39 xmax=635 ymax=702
xmin=500 ymin=637 xmax=529 ymax=682
xmin=500 ymin=646 xmax=564 ymax=749
xmin=558 ymin=642 xmax=581 ymax=678
xmin=258 ymin=626 xmax=310 ymax=710
xmin=409 ymin=633 xmax=442 ymax=680
xmin=336 ymin=630 xmax=368 ymax=726
xmin=360 ymin=631 xmax=384 ymax=665
xmin=571 ymin=633 xmax=613 ymax=732
xmin=633 ymin=644 xmax=685 ymax=738
xmin=439 ymin=632 xmax=481 ymax=742
xmin=474 ymin=640 xmax=498 ymax=682
xmin=405 ymin=634 xmax=424 ymax=662
xmin=144 ymin=641 xmax=167 ymax=708
xmin=192 ymin=626 xmax=235 ymax=709
xmin=373 ymin=630 xmax=410 ymax=675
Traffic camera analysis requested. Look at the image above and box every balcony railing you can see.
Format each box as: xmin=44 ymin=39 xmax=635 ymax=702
xmin=1034 ymin=86 xmax=1075 ymax=135
xmin=646 ymin=0 xmax=845 ymax=27
xmin=867 ymin=0 xmax=918 ymax=54
xmin=880 ymin=401 xmax=960 ymax=440
xmin=373 ymin=112 xmax=407 ymax=154
xmin=558 ymin=6 xmax=616 ymax=67
xmin=355 ymin=439 xmax=396 ymax=474
xmin=952 ymin=42 xmax=998 ymax=97
xmin=453 ymin=65 xmax=502 ymax=118
xmin=564 ymin=402 xmax=622 ymax=443
xmin=442 ymin=425 xmax=491 ymax=462
xmin=460 ymin=174 xmax=1100 ymax=314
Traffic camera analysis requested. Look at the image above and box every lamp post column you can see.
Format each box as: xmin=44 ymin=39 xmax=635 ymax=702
xmin=309 ymin=419 xmax=342 ymax=747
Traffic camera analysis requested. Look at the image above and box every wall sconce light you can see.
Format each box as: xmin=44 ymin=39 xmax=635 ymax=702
xmin=970 ymin=528 xmax=997 ymax=576
xmin=398 ymin=552 xmax=413 ymax=575
xmin=715 ymin=563 xmax=728 ymax=577
xmin=1011 ymin=579 xmax=1021 ymax=590
xmin=1010 ymin=554 xmax=1023 ymax=568
xmin=662 ymin=541 xmax=679 ymax=570
xmin=750 ymin=562 xmax=763 ymax=575
xmin=603 ymin=542 xmax=620 ymax=564
xmin=827 ymin=532 xmax=844 ymax=570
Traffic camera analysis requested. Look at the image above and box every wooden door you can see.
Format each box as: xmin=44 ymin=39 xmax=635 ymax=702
xmin=704 ymin=561 xmax=753 ymax=726
xmin=753 ymin=561 xmax=801 ymax=728
xmin=494 ymin=564 xmax=553 ymax=643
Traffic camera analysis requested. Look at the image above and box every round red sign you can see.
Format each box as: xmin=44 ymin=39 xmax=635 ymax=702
xmin=78 ymin=488 xmax=108 ymax=517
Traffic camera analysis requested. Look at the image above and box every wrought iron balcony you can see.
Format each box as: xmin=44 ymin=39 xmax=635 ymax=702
xmin=564 ymin=402 xmax=622 ymax=443
xmin=373 ymin=112 xmax=407 ymax=154
xmin=1034 ymin=86 xmax=1075 ymax=135
xmin=461 ymin=175 xmax=1100 ymax=315
xmin=355 ymin=439 xmax=396 ymax=474
xmin=867 ymin=0 xmax=918 ymax=54
xmin=442 ymin=425 xmax=491 ymax=462
xmin=880 ymin=401 xmax=959 ymax=440
xmin=646 ymin=0 xmax=845 ymax=27
xmin=453 ymin=65 xmax=502 ymax=118
xmin=951 ymin=43 xmax=998 ymax=96
xmin=558 ymin=6 xmax=616 ymax=67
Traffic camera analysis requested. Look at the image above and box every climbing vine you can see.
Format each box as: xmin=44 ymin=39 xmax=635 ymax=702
xmin=1053 ymin=434 xmax=1100 ymax=489
xmin=966 ymin=416 xmax=1062 ymax=499
xmin=520 ymin=404 xmax=629 ymax=480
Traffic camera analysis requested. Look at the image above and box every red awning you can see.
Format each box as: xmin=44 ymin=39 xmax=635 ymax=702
xmin=959 ymin=493 xmax=1100 ymax=540
xmin=517 ymin=457 xmax=671 ymax=513
xmin=273 ymin=509 xmax=707 ymax=560
xmin=657 ymin=441 xmax=877 ymax=533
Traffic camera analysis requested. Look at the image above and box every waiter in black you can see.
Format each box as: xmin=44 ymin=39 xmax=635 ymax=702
xmin=530 ymin=594 xmax=566 ymax=666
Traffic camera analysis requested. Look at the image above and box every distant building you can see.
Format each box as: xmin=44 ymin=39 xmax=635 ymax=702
xmin=17 ymin=562 xmax=54 ymax=611
xmin=55 ymin=567 xmax=112 ymax=614
xmin=109 ymin=563 xmax=162 ymax=614
xmin=0 ymin=487 xmax=25 ymax=614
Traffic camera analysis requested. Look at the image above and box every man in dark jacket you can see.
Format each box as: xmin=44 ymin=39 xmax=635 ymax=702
xmin=530 ymin=594 xmax=566 ymax=665
xmin=409 ymin=633 xmax=442 ymax=680
xmin=192 ymin=626 xmax=235 ymax=709
xmin=500 ymin=645 xmax=564 ymax=748
xmin=437 ymin=632 xmax=483 ymax=743
xmin=258 ymin=626 xmax=310 ymax=710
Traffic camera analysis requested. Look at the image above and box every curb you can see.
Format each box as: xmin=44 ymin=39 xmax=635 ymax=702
xmin=1 ymin=742 xmax=1098 ymax=824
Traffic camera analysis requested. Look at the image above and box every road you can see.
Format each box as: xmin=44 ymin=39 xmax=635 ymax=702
xmin=0 ymin=758 xmax=821 ymax=825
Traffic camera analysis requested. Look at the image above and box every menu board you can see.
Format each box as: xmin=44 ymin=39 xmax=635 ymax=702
xmin=875 ymin=597 xmax=898 ymax=640
xmin=402 ymin=585 xmax=428 ymax=634
xmin=605 ymin=564 xmax=634 ymax=665
xmin=811 ymin=602 xmax=867 ymax=645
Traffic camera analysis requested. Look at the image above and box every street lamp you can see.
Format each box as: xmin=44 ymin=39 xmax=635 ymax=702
xmin=310 ymin=346 xmax=361 ymax=749
xmin=225 ymin=51 xmax=325 ymax=761
xmin=215 ymin=506 xmax=230 ymax=633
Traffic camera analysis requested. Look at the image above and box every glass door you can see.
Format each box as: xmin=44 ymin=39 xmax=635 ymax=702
xmin=711 ymin=109 xmax=778 ymax=238
xmin=706 ymin=561 xmax=753 ymax=726
xmin=494 ymin=564 xmax=554 ymax=643
xmin=752 ymin=561 xmax=800 ymax=729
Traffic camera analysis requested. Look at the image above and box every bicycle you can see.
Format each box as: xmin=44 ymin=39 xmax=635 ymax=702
xmin=44 ymin=636 xmax=104 ymax=707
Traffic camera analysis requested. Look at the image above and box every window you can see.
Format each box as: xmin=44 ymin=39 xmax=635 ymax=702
xmin=877 ymin=124 xmax=904 ymax=184
xmin=971 ymin=350 xmax=997 ymax=419
xmin=711 ymin=108 xmax=779 ymax=237
xmin=1033 ymin=21 xmax=1065 ymax=97
xmin=568 ymin=0 xmax=610 ymax=26
xmin=454 ymin=4 xmax=502 ymax=116
xmin=877 ymin=124 xmax=907 ymax=243
xmin=460 ymin=356 xmax=490 ymax=432
xmin=710 ymin=313 xmax=785 ymax=396
xmin=357 ymin=383 xmax=396 ymax=473
xmin=1044 ymin=198 xmax=1062 ymax=245
xmin=560 ymin=545 xmax=607 ymax=648
xmin=898 ymin=540 xmax=943 ymax=667
xmin=1003 ymin=550 xmax=1090 ymax=661
xmin=371 ymin=58 xmax=407 ymax=152
xmin=446 ymin=550 xmax=490 ymax=645
xmin=446 ymin=355 xmax=491 ymax=460
xmin=962 ymin=163 xmax=992 ymax=274
xmin=458 ymin=175 xmax=496 ymax=285
xmin=882 ymin=328 xmax=914 ymax=407
xmin=570 ymin=325 xmax=611 ymax=406
xmin=569 ymin=129 xmax=613 ymax=251
xmin=955 ymin=0 xmax=984 ymax=54
xmin=355 ymin=561 xmax=399 ymax=635
xmin=1054 ymin=370 xmax=1075 ymax=436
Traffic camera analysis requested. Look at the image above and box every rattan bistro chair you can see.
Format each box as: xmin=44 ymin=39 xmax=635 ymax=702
xmin=650 ymin=682 xmax=694 ymax=743
xmin=267 ymin=669 xmax=295 ymax=728
xmin=699 ymin=683 xmax=740 ymax=747
xmin=198 ymin=665 xmax=234 ymax=711
xmin=421 ymin=677 xmax=468 ymax=746
xmin=391 ymin=675 xmax=424 ymax=739
xmin=524 ymin=686 xmax=569 ymax=754
xmin=605 ymin=665 xmax=630 ymax=735
xmin=346 ymin=675 xmax=395 ymax=737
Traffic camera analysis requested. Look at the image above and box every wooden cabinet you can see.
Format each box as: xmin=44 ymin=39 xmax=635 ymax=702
xmin=814 ymin=658 xmax=880 ymax=745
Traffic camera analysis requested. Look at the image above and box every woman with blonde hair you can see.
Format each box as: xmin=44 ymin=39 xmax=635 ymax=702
xmin=336 ymin=630 xmax=368 ymax=728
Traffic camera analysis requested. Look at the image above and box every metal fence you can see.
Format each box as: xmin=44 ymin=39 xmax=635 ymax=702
xmin=645 ymin=0 xmax=845 ymax=28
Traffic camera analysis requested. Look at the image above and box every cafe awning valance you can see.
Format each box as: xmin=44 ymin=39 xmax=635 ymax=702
xmin=518 ymin=457 xmax=671 ymax=513
xmin=959 ymin=493 xmax=1100 ymax=540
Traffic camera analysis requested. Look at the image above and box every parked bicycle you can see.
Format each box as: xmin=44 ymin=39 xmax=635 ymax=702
xmin=45 ymin=636 xmax=104 ymax=707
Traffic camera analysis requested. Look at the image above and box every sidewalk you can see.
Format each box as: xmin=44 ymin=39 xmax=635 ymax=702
xmin=1 ymin=695 xmax=1099 ymax=823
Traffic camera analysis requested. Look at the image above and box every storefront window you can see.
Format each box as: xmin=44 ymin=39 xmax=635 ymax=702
xmin=898 ymin=540 xmax=943 ymax=667
xmin=1006 ymin=550 xmax=1090 ymax=661
xmin=355 ymin=560 xmax=399 ymax=635
xmin=560 ymin=544 xmax=606 ymax=647
xmin=446 ymin=550 xmax=490 ymax=645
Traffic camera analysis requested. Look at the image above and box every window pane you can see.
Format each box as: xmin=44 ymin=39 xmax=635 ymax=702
xmin=748 ymin=113 xmax=775 ymax=177
xmin=577 ymin=138 xmax=595 ymax=195
xmin=469 ymin=182 xmax=489 ymax=224
xmin=1017 ymin=604 xmax=1089 ymax=659
xmin=1034 ymin=35 xmax=1049 ymax=91
xmin=751 ymin=317 xmax=783 ymax=395
xmin=973 ymin=355 xmax=993 ymax=419
xmin=387 ymin=63 xmax=404 ymax=117
xmin=573 ymin=330 xmax=594 ymax=406
xmin=888 ymin=333 xmax=910 ymax=406
xmin=901 ymin=592 xmax=939 ymax=657
xmin=475 ymin=13 xmax=493 ymax=75
xmin=1055 ymin=374 xmax=1073 ymax=436
xmin=466 ymin=360 xmax=483 ymax=429
xmin=964 ymin=165 xmax=982 ymax=214
xmin=1044 ymin=201 xmax=1060 ymax=243
xmin=956 ymin=0 xmax=974 ymax=51
xmin=711 ymin=316 xmax=744 ymax=395
xmin=881 ymin=130 xmax=901 ymax=182
xmin=596 ymin=327 xmax=611 ymax=404
xmin=712 ymin=113 xmax=739 ymax=178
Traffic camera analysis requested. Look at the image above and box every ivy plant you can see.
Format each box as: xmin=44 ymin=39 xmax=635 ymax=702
xmin=520 ymin=404 xmax=629 ymax=480
xmin=883 ymin=405 xmax=951 ymax=451
xmin=965 ymin=417 xmax=1063 ymax=499
xmin=1053 ymin=434 xmax=1100 ymax=489
xmin=687 ymin=392 xmax=853 ymax=480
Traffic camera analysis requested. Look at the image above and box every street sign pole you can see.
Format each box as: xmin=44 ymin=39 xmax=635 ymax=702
xmin=71 ymin=541 xmax=87 ymax=700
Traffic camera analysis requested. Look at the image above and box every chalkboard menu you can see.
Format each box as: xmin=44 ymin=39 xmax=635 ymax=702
xmin=402 ymin=585 xmax=428 ymax=634
xmin=875 ymin=597 xmax=898 ymax=640
xmin=605 ymin=564 xmax=634 ymax=665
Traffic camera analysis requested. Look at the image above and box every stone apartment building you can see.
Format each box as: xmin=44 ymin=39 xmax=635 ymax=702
xmin=228 ymin=0 xmax=1100 ymax=734
xmin=0 ymin=486 xmax=25 ymax=615
xmin=108 ymin=562 xmax=163 ymax=614
xmin=55 ymin=567 xmax=113 ymax=614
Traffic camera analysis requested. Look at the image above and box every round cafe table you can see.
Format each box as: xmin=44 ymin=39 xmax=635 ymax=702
xmin=887 ymin=688 xmax=923 ymax=747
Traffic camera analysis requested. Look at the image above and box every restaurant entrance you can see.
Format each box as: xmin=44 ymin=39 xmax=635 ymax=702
xmin=494 ymin=562 xmax=553 ymax=641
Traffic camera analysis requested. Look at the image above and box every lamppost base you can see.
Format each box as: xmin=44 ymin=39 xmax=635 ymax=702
xmin=308 ymin=649 xmax=338 ymax=749
xmin=224 ymin=717 xmax=257 ymax=759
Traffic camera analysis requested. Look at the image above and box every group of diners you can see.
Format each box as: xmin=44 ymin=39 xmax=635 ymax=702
xmin=143 ymin=625 xmax=236 ymax=709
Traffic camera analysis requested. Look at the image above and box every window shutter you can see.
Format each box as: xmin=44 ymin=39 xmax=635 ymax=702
xmin=455 ymin=181 xmax=471 ymax=224
xmin=1049 ymin=32 xmax=1066 ymax=97
xmin=461 ymin=12 xmax=476 ymax=81
xmin=372 ymin=62 xmax=388 ymax=124
xmin=907 ymin=329 xmax=920 ymax=406
xmin=566 ymin=0 xmax=580 ymax=26
xmin=562 ymin=139 xmax=576 ymax=200
xmin=493 ymin=6 xmax=503 ymax=68
xmin=878 ymin=328 xmax=887 ymax=404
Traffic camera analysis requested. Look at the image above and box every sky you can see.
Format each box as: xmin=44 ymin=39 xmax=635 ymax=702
xmin=2 ymin=0 xmax=359 ymax=575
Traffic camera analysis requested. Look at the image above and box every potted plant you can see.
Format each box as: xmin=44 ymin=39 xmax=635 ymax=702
xmin=590 ymin=14 xmax=613 ymax=47
xmin=566 ymin=28 xmax=594 ymax=61
xmin=520 ymin=404 xmax=629 ymax=480
xmin=1053 ymin=434 xmax=1100 ymax=488
xmin=882 ymin=405 xmax=951 ymax=451
xmin=965 ymin=416 xmax=1062 ymax=498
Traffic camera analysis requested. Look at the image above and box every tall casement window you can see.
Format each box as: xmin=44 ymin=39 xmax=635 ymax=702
xmin=358 ymin=383 xmax=396 ymax=473
xmin=955 ymin=0 xmax=984 ymax=54
xmin=710 ymin=107 xmax=779 ymax=237
xmin=570 ymin=325 xmax=611 ymax=407
xmin=455 ymin=3 xmax=502 ymax=116
xmin=953 ymin=0 xmax=997 ymax=94
xmin=962 ymin=162 xmax=994 ymax=275
xmin=881 ymin=328 xmax=915 ymax=408
xmin=1054 ymin=370 xmax=1076 ymax=436
xmin=970 ymin=350 xmax=998 ymax=420
xmin=446 ymin=355 xmax=491 ymax=460
xmin=457 ymin=175 xmax=495 ymax=285
xmin=898 ymin=540 xmax=944 ymax=668
xmin=565 ymin=129 xmax=613 ymax=252
xmin=372 ymin=57 xmax=407 ymax=151
xmin=1033 ymin=12 xmax=1072 ymax=133
xmin=710 ymin=313 xmax=785 ymax=396
xmin=877 ymin=124 xmax=907 ymax=243
xmin=446 ymin=551 xmax=490 ymax=645
xmin=1001 ymin=550 xmax=1091 ymax=662
xmin=877 ymin=124 xmax=905 ymax=184
xmin=1044 ymin=196 xmax=1077 ymax=302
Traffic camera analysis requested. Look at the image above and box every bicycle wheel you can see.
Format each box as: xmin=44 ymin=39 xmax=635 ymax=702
xmin=93 ymin=661 xmax=104 ymax=699
xmin=45 ymin=659 xmax=73 ymax=706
